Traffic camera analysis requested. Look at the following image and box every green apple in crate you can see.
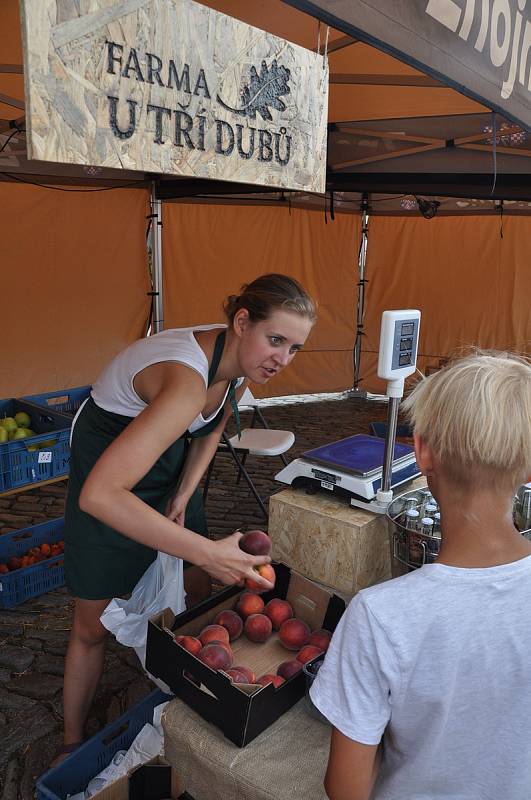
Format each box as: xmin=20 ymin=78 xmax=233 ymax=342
xmin=15 ymin=411 xmax=31 ymax=428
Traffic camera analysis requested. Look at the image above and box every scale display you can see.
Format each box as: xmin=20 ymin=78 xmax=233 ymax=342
xmin=303 ymin=434 xmax=414 ymax=478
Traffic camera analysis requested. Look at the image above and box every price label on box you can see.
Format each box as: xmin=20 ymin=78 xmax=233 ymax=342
xmin=38 ymin=451 xmax=52 ymax=464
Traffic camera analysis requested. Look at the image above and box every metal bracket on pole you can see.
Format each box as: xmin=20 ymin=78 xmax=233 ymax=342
xmin=348 ymin=192 xmax=370 ymax=399
xmin=150 ymin=183 xmax=164 ymax=333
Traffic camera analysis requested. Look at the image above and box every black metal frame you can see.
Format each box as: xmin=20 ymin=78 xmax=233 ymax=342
xmin=202 ymin=406 xmax=290 ymax=519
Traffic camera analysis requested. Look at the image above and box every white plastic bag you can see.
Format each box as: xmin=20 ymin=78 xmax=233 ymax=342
xmin=100 ymin=552 xmax=186 ymax=671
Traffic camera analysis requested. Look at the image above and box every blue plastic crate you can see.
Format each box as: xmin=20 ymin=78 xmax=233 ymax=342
xmin=36 ymin=689 xmax=172 ymax=800
xmin=0 ymin=399 xmax=72 ymax=491
xmin=0 ymin=518 xmax=65 ymax=607
xmin=22 ymin=386 xmax=92 ymax=418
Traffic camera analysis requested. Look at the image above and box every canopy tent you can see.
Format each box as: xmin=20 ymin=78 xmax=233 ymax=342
xmin=0 ymin=0 xmax=530 ymax=399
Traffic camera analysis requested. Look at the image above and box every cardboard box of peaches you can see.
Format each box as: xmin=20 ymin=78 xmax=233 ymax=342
xmin=146 ymin=531 xmax=345 ymax=747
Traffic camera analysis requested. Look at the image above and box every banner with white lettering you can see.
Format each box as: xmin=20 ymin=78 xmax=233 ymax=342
xmin=20 ymin=0 xmax=328 ymax=192
xmin=283 ymin=0 xmax=531 ymax=131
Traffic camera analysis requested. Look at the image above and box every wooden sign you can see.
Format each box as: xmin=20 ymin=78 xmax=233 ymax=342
xmin=19 ymin=0 xmax=328 ymax=192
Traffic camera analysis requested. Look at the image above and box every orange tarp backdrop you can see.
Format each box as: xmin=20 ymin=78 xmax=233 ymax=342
xmin=362 ymin=215 xmax=531 ymax=394
xmin=163 ymin=203 xmax=360 ymax=397
xmin=1 ymin=183 xmax=151 ymax=397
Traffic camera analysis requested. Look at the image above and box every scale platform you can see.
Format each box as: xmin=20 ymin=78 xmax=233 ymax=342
xmin=275 ymin=434 xmax=420 ymax=503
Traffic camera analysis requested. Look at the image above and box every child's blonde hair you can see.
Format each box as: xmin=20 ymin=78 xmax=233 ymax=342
xmin=401 ymin=351 xmax=531 ymax=489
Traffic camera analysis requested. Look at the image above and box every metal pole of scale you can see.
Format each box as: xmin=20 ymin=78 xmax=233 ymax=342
xmin=150 ymin=183 xmax=164 ymax=334
xmin=380 ymin=396 xmax=401 ymax=494
xmin=350 ymin=193 xmax=370 ymax=398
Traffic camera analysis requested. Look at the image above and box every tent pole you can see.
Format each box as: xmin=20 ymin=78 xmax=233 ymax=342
xmin=150 ymin=183 xmax=164 ymax=333
xmin=351 ymin=192 xmax=370 ymax=394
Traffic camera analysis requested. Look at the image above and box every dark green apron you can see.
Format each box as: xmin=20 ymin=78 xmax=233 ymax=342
xmin=64 ymin=330 xmax=236 ymax=599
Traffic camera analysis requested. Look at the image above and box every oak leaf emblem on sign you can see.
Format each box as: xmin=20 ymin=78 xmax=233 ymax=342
xmin=217 ymin=60 xmax=291 ymax=121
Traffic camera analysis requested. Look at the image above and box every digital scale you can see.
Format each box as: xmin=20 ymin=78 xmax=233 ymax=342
xmin=275 ymin=310 xmax=422 ymax=514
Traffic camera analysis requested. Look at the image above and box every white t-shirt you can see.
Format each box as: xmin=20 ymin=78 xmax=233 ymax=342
xmin=91 ymin=325 xmax=243 ymax=433
xmin=310 ymin=557 xmax=531 ymax=800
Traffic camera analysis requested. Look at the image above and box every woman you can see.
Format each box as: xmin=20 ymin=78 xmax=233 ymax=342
xmin=311 ymin=351 xmax=531 ymax=800
xmin=57 ymin=273 xmax=316 ymax=761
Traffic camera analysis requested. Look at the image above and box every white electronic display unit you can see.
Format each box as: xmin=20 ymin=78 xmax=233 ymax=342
xmin=276 ymin=309 xmax=422 ymax=514
xmin=377 ymin=310 xmax=421 ymax=397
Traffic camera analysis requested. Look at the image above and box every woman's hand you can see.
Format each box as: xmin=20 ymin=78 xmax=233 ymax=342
xmin=200 ymin=531 xmax=274 ymax=590
xmin=165 ymin=492 xmax=190 ymax=526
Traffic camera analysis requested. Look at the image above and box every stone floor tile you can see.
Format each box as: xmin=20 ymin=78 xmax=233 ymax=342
xmin=4 ymin=672 xmax=63 ymax=700
xmin=0 ymin=646 xmax=35 ymax=673
xmin=0 ymin=705 xmax=57 ymax=766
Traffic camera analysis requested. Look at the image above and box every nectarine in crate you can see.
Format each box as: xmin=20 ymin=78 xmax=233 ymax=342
xmin=146 ymin=563 xmax=345 ymax=747
xmin=0 ymin=518 xmax=65 ymax=608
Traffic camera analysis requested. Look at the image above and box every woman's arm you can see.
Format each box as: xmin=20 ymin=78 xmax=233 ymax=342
xmin=78 ymin=368 xmax=271 ymax=588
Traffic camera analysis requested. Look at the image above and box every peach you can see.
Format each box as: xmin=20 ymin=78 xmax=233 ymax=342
xmin=277 ymin=660 xmax=303 ymax=680
xmin=245 ymin=563 xmax=276 ymax=593
xmin=279 ymin=618 xmax=310 ymax=651
xmin=244 ymin=613 xmax=272 ymax=643
xmin=198 ymin=642 xmax=232 ymax=671
xmin=264 ymin=598 xmax=293 ymax=630
xmin=224 ymin=668 xmax=250 ymax=683
xmin=214 ymin=609 xmax=243 ymax=641
xmin=297 ymin=645 xmax=324 ymax=665
xmin=239 ymin=530 xmax=272 ymax=556
xmin=309 ymin=629 xmax=332 ymax=652
xmin=256 ymin=674 xmax=285 ymax=688
xmin=236 ymin=592 xmax=265 ymax=619
xmin=211 ymin=640 xmax=233 ymax=661
xmin=232 ymin=665 xmax=255 ymax=683
xmin=199 ymin=624 xmax=230 ymax=646
xmin=174 ymin=635 xmax=202 ymax=656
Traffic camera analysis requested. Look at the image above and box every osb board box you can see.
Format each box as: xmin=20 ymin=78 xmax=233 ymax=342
xmin=145 ymin=563 xmax=345 ymax=747
xmin=91 ymin=757 xmax=183 ymax=800
xmin=269 ymin=478 xmax=428 ymax=594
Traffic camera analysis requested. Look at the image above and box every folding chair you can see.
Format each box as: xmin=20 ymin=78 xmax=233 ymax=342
xmin=203 ymin=389 xmax=295 ymax=518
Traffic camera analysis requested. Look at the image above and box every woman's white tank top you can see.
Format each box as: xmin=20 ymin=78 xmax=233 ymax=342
xmin=90 ymin=324 xmax=241 ymax=433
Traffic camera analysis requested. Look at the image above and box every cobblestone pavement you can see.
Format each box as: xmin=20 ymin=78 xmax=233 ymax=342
xmin=0 ymin=394 xmax=389 ymax=798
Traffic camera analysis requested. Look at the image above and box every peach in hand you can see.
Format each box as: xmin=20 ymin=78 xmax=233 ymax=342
xmin=264 ymin=598 xmax=293 ymax=630
xmin=279 ymin=618 xmax=310 ymax=651
xmin=239 ymin=530 xmax=272 ymax=556
xmin=214 ymin=609 xmax=243 ymax=641
xmin=236 ymin=592 xmax=265 ymax=619
xmin=245 ymin=563 xmax=276 ymax=593
xmin=199 ymin=624 xmax=230 ymax=646
xmin=244 ymin=613 xmax=272 ymax=643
